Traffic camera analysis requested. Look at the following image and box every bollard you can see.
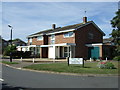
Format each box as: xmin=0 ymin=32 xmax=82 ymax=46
xmin=106 ymin=57 xmax=107 ymax=61
xmin=33 ymin=58 xmax=35 ymax=63
xmin=90 ymin=58 xmax=92 ymax=62
xmin=21 ymin=57 xmax=22 ymax=62
xmin=53 ymin=58 xmax=55 ymax=63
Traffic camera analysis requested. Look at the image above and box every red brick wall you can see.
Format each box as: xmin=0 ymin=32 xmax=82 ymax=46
xmin=28 ymin=35 xmax=48 ymax=45
xmin=75 ymin=23 xmax=103 ymax=59
xmin=32 ymin=37 xmax=44 ymax=45
xmin=48 ymin=33 xmax=75 ymax=44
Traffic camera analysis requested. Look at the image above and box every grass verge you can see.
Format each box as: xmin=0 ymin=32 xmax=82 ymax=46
xmin=24 ymin=61 xmax=119 ymax=75
xmin=1 ymin=61 xmax=19 ymax=64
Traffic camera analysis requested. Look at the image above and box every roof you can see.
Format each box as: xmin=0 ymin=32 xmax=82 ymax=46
xmin=8 ymin=38 xmax=26 ymax=44
xmin=103 ymin=38 xmax=114 ymax=43
xmin=27 ymin=21 xmax=105 ymax=38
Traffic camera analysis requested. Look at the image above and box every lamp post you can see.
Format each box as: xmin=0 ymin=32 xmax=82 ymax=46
xmin=8 ymin=24 xmax=13 ymax=62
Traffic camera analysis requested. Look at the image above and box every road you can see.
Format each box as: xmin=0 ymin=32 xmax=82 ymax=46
xmin=2 ymin=64 xmax=118 ymax=89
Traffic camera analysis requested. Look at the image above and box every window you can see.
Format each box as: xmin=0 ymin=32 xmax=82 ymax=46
xmin=29 ymin=38 xmax=32 ymax=45
xmin=51 ymin=35 xmax=55 ymax=40
xmin=88 ymin=32 xmax=93 ymax=39
xmin=37 ymin=36 xmax=43 ymax=41
xmin=29 ymin=38 xmax=32 ymax=42
xmin=64 ymin=32 xmax=74 ymax=38
xmin=64 ymin=47 xmax=70 ymax=57
xmin=51 ymin=35 xmax=55 ymax=44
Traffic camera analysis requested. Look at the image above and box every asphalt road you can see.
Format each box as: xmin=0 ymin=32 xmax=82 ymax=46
xmin=2 ymin=64 xmax=118 ymax=89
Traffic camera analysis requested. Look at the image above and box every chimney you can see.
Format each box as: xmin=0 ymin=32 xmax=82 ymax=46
xmin=52 ymin=24 xmax=56 ymax=29
xmin=83 ymin=17 xmax=87 ymax=24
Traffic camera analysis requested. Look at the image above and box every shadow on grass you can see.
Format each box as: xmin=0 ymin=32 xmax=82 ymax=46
xmin=70 ymin=66 xmax=91 ymax=68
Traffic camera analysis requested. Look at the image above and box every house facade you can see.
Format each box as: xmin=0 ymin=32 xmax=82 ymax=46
xmin=17 ymin=17 xmax=113 ymax=59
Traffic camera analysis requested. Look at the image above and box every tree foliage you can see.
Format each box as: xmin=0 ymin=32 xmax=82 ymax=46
xmin=110 ymin=9 xmax=120 ymax=56
xmin=3 ymin=45 xmax=16 ymax=56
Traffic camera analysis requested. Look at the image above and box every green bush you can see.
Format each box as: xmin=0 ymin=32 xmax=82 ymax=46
xmin=105 ymin=62 xmax=115 ymax=69
xmin=97 ymin=61 xmax=115 ymax=69
xmin=113 ymin=56 xmax=120 ymax=61
xmin=3 ymin=45 xmax=16 ymax=56
xmin=93 ymin=57 xmax=97 ymax=61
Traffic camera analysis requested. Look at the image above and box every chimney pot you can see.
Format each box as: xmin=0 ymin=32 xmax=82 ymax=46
xmin=83 ymin=17 xmax=87 ymax=24
xmin=52 ymin=24 xmax=56 ymax=29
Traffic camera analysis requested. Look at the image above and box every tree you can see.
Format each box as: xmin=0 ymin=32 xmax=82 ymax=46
xmin=110 ymin=9 xmax=120 ymax=56
xmin=3 ymin=45 xmax=16 ymax=56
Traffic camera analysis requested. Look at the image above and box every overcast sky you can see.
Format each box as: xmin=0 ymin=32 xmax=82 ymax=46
xmin=1 ymin=1 xmax=119 ymax=42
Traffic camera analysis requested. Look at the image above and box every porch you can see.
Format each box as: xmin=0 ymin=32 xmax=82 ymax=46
xmin=40 ymin=43 xmax=76 ymax=59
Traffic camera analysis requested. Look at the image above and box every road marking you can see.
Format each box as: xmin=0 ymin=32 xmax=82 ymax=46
xmin=0 ymin=78 xmax=4 ymax=81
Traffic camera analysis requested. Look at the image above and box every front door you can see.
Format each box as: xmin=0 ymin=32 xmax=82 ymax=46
xmin=88 ymin=47 xmax=99 ymax=59
xmin=63 ymin=46 xmax=70 ymax=58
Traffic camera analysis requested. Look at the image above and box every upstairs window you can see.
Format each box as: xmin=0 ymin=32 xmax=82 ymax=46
xmin=29 ymin=38 xmax=32 ymax=45
xmin=51 ymin=35 xmax=55 ymax=44
xmin=51 ymin=35 xmax=55 ymax=40
xmin=64 ymin=32 xmax=74 ymax=38
xmin=37 ymin=36 xmax=43 ymax=41
xmin=88 ymin=32 xmax=94 ymax=39
xmin=29 ymin=38 xmax=32 ymax=42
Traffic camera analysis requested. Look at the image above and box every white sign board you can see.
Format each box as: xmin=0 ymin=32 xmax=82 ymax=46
xmin=69 ymin=58 xmax=83 ymax=64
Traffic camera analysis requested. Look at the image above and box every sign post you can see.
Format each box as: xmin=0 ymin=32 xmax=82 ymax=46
xmin=82 ymin=59 xmax=84 ymax=68
xmin=67 ymin=57 xmax=69 ymax=66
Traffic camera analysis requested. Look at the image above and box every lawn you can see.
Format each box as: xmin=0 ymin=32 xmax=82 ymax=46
xmin=24 ymin=61 xmax=119 ymax=75
xmin=0 ymin=61 xmax=19 ymax=64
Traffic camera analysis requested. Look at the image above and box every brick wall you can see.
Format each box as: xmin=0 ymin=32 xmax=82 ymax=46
xmin=75 ymin=23 xmax=103 ymax=59
xmin=31 ymin=37 xmax=44 ymax=45
xmin=28 ymin=35 xmax=48 ymax=45
xmin=48 ymin=33 xmax=75 ymax=44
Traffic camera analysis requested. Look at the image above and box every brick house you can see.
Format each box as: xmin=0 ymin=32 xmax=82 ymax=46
xmin=17 ymin=17 xmax=114 ymax=59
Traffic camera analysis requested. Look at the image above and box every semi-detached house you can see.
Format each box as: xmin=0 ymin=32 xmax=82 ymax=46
xmin=17 ymin=17 xmax=113 ymax=59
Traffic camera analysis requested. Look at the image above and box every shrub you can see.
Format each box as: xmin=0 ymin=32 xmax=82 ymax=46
xmin=105 ymin=62 xmax=115 ymax=69
xmin=97 ymin=61 xmax=115 ymax=69
xmin=93 ymin=57 xmax=97 ymax=61
xmin=113 ymin=56 xmax=120 ymax=61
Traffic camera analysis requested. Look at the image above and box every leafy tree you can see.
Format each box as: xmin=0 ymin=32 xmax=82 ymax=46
xmin=3 ymin=45 xmax=17 ymax=56
xmin=110 ymin=9 xmax=120 ymax=56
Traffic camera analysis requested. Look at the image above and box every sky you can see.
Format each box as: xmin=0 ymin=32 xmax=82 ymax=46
xmin=1 ymin=1 xmax=119 ymax=42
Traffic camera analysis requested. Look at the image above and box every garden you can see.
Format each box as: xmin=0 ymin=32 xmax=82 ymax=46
xmin=24 ymin=60 xmax=119 ymax=75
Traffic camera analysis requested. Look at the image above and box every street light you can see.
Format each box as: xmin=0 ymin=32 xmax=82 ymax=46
xmin=8 ymin=24 xmax=13 ymax=62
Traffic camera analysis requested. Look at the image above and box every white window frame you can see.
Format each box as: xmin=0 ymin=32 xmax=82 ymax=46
xmin=63 ymin=46 xmax=70 ymax=57
xmin=51 ymin=35 xmax=55 ymax=40
xmin=29 ymin=38 xmax=32 ymax=42
xmin=37 ymin=36 xmax=43 ymax=41
xmin=51 ymin=35 xmax=55 ymax=44
xmin=63 ymin=31 xmax=74 ymax=38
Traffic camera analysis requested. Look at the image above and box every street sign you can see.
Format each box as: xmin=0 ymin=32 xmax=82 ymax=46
xmin=69 ymin=58 xmax=83 ymax=64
